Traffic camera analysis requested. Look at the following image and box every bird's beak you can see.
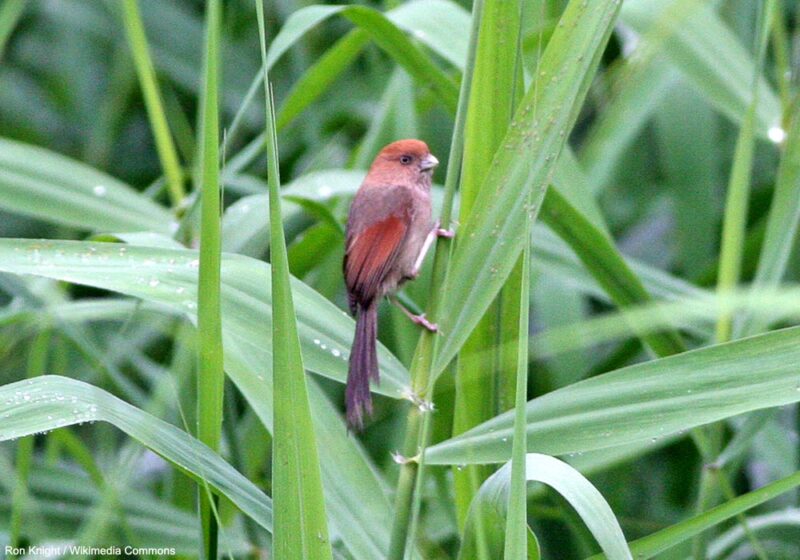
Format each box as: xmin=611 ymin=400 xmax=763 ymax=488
xmin=420 ymin=154 xmax=439 ymax=172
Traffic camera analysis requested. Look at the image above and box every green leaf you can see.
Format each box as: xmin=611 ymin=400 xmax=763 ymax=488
xmin=504 ymin=216 xmax=531 ymax=560
xmin=276 ymin=30 xmax=369 ymax=132
xmin=539 ymin=187 xmax=686 ymax=357
xmin=584 ymin=0 xmax=781 ymax=193
xmin=268 ymin=4 xmax=458 ymax=113
xmin=121 ymin=0 xmax=185 ymax=207
xmin=426 ymin=326 xmax=800 ymax=465
xmin=0 ymin=238 xmax=400 ymax=558
xmin=620 ymin=0 xmax=781 ymax=135
xmin=461 ymin=454 xmax=631 ymax=560
xmin=716 ymin=0 xmax=774 ymax=342
xmin=452 ymin=0 xmax=524 ymax=533
xmin=389 ymin=0 xmax=470 ymax=70
xmin=0 ymin=375 xmax=273 ymax=533
xmin=258 ymin=0 xmax=468 ymax=136
xmin=256 ymin=0 xmax=332 ymax=556
xmin=0 ymin=137 xmax=173 ymax=233
xmin=0 ymin=462 xmax=250 ymax=554
xmin=0 ymin=239 xmax=408 ymax=395
xmin=588 ymin=469 xmax=800 ymax=559
xmin=737 ymin=97 xmax=800 ymax=337
xmin=532 ymin=225 xmax=707 ymax=308
xmin=579 ymin=58 xmax=679 ymax=194
xmin=708 ymin=509 xmax=800 ymax=559
xmin=195 ymin=0 xmax=224 ymax=553
xmin=433 ymin=0 xmax=622 ymax=375
xmin=529 ymin=288 xmax=800 ymax=360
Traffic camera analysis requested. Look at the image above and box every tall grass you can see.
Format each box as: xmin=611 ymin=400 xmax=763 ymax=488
xmin=0 ymin=0 xmax=799 ymax=558
xmin=196 ymin=0 xmax=224 ymax=555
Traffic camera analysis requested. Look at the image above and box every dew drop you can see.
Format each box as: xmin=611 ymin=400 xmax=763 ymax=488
xmin=768 ymin=125 xmax=787 ymax=144
xmin=93 ymin=185 xmax=107 ymax=197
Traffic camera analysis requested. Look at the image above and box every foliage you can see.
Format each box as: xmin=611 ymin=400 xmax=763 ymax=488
xmin=1 ymin=0 xmax=799 ymax=558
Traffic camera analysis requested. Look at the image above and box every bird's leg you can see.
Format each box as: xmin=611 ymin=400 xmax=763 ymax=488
xmin=389 ymin=295 xmax=438 ymax=333
xmin=410 ymin=221 xmax=456 ymax=278
xmin=410 ymin=228 xmax=437 ymax=279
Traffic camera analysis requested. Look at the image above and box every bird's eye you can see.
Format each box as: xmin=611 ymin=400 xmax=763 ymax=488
xmin=399 ymin=155 xmax=413 ymax=165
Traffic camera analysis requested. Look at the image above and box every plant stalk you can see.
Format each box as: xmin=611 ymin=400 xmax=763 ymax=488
xmin=386 ymin=3 xmax=484 ymax=558
xmin=196 ymin=0 xmax=224 ymax=557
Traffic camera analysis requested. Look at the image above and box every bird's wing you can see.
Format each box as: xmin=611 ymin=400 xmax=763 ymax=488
xmin=344 ymin=186 xmax=412 ymax=309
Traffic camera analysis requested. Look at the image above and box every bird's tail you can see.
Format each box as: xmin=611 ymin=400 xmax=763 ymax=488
xmin=346 ymin=302 xmax=379 ymax=431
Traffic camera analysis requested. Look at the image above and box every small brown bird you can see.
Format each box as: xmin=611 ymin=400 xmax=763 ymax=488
xmin=343 ymin=139 xmax=452 ymax=430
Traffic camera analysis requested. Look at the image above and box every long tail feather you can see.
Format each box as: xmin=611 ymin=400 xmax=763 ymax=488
xmin=346 ymin=303 xmax=378 ymax=431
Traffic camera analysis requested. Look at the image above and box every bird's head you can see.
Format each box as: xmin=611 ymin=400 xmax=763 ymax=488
xmin=366 ymin=139 xmax=439 ymax=188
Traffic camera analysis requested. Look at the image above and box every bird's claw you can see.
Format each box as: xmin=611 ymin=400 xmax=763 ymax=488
xmin=412 ymin=313 xmax=439 ymax=333
xmin=433 ymin=220 xmax=455 ymax=239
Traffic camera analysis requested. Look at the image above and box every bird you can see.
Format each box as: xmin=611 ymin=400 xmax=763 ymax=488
xmin=343 ymin=139 xmax=453 ymax=431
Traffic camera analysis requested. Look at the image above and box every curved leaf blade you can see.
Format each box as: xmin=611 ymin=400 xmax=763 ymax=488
xmin=0 ymin=239 xmax=409 ymax=395
xmin=0 ymin=238 xmax=400 ymax=557
xmin=0 ymin=375 xmax=273 ymax=532
xmin=0 ymin=137 xmax=173 ymax=233
xmin=426 ymin=326 xmax=800 ymax=465
xmin=462 ymin=454 xmax=631 ymax=560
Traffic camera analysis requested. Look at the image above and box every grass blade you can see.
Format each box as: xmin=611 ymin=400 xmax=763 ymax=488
xmin=433 ymin=0 xmax=622 ymax=376
xmin=0 ymin=138 xmax=173 ymax=233
xmin=0 ymin=237 xmax=401 ymax=556
xmin=540 ymin=187 xmax=686 ymax=357
xmin=9 ymin=329 xmax=51 ymax=547
xmin=0 ymin=376 xmax=273 ymax=533
xmin=463 ymin=454 xmax=631 ymax=560
xmin=737 ymin=102 xmax=800 ymax=337
xmin=503 ymin=216 xmax=531 ymax=559
xmin=452 ymin=0 xmax=523 ymax=533
xmin=588 ymin=469 xmax=800 ymax=559
xmin=716 ymin=0 xmax=775 ymax=343
xmin=426 ymin=325 xmax=800 ymax=465
xmin=121 ymin=0 xmax=185 ymax=208
xmin=195 ymin=0 xmax=224 ymax=555
xmin=386 ymin=1 xmax=484 ymax=556
xmin=268 ymin=5 xmax=458 ymax=113
xmin=621 ymin=0 xmax=780 ymax=135
xmin=255 ymin=1 xmax=333 ymax=558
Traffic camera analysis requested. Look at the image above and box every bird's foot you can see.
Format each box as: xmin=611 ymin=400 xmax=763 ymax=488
xmin=411 ymin=313 xmax=439 ymax=333
xmin=433 ymin=219 xmax=456 ymax=239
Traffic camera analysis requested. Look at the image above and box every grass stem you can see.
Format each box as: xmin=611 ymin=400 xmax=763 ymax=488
xmin=196 ymin=0 xmax=224 ymax=556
